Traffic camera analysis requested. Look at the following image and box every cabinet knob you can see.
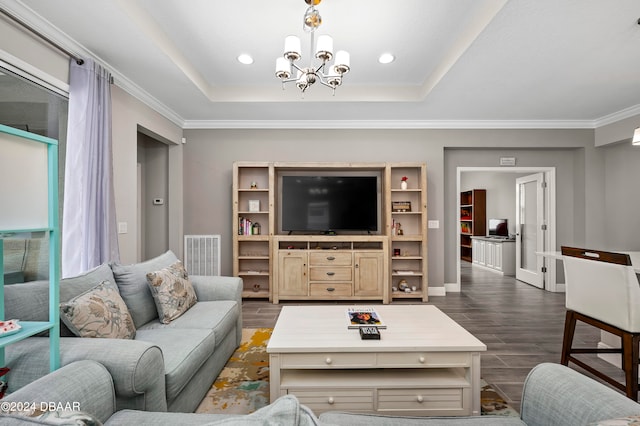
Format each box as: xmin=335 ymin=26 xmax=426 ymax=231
xmin=416 ymin=395 xmax=424 ymax=403
xmin=325 ymin=357 xmax=332 ymax=364
xmin=418 ymin=356 xmax=425 ymax=363
xmin=327 ymin=397 xmax=335 ymax=405
xmin=326 ymin=287 xmax=335 ymax=292
xmin=327 ymin=256 xmax=335 ymax=261
xmin=326 ymin=271 xmax=335 ymax=276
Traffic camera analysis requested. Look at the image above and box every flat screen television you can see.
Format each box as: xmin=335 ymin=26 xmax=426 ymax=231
xmin=280 ymin=175 xmax=379 ymax=233
xmin=488 ymin=218 xmax=509 ymax=237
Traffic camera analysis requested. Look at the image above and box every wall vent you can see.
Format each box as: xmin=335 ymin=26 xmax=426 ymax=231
xmin=184 ymin=234 xmax=221 ymax=276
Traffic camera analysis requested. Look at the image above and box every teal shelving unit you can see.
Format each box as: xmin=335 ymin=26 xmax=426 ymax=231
xmin=0 ymin=124 xmax=60 ymax=372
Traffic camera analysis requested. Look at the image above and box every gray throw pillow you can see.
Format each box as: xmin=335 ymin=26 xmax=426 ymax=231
xmin=111 ymin=250 xmax=179 ymax=328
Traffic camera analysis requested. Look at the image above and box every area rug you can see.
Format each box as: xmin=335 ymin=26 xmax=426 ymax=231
xmin=196 ymin=328 xmax=272 ymax=414
xmin=196 ymin=328 xmax=518 ymax=417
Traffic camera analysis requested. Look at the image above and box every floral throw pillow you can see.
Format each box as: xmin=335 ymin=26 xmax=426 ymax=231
xmin=590 ymin=416 xmax=640 ymax=425
xmin=60 ymin=280 xmax=136 ymax=339
xmin=146 ymin=261 xmax=198 ymax=324
xmin=5 ymin=409 xmax=102 ymax=425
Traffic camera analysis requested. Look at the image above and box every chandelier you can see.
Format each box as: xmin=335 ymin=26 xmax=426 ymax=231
xmin=274 ymin=0 xmax=350 ymax=94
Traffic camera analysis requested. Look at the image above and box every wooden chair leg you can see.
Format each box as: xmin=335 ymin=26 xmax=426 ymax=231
xmin=561 ymin=310 xmax=577 ymax=366
xmin=622 ymin=333 xmax=640 ymax=400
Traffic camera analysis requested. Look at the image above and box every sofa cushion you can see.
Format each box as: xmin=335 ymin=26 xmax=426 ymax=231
xmin=107 ymin=395 xmax=323 ymax=426
xmin=60 ymin=280 xmax=136 ymax=339
xmin=146 ymin=261 xmax=197 ymax=324
xmin=134 ymin=328 xmax=216 ymax=401
xmin=3 ymin=263 xmax=116 ymax=337
xmin=111 ymin=250 xmax=179 ymax=328
xmin=137 ymin=301 xmax=239 ymax=346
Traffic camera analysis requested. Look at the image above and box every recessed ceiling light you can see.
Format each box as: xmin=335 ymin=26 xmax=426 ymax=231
xmin=378 ymin=53 xmax=395 ymax=64
xmin=237 ymin=54 xmax=254 ymax=65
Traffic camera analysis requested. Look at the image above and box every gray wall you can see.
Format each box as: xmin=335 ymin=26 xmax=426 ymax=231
xmin=183 ymin=128 xmax=607 ymax=290
xmin=602 ymin=141 xmax=640 ymax=249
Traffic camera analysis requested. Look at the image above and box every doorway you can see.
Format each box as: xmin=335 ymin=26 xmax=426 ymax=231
xmin=455 ymin=167 xmax=558 ymax=292
xmin=137 ymin=132 xmax=169 ymax=261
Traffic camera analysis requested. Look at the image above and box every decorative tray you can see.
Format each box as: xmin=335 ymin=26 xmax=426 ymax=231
xmin=0 ymin=320 xmax=21 ymax=337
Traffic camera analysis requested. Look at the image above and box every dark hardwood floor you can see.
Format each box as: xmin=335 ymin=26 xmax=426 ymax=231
xmin=241 ymin=261 xmax=627 ymax=412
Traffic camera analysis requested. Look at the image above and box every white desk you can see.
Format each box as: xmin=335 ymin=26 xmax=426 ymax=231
xmin=538 ymin=251 xmax=640 ymax=274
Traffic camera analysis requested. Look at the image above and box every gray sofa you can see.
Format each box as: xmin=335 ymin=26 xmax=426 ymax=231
xmin=3 ymin=361 xmax=640 ymax=425
xmin=3 ymin=250 xmax=242 ymax=413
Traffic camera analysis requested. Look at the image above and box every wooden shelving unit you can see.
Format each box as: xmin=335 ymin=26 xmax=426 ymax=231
xmin=460 ymin=189 xmax=486 ymax=262
xmin=232 ymin=162 xmax=428 ymax=303
xmin=232 ymin=162 xmax=274 ymax=299
xmin=387 ymin=163 xmax=428 ymax=302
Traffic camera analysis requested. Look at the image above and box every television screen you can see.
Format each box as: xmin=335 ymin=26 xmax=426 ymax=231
xmin=488 ymin=218 xmax=508 ymax=236
xmin=281 ymin=176 xmax=378 ymax=233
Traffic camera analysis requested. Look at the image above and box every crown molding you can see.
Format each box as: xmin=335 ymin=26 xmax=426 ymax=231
xmin=593 ymin=104 xmax=640 ymax=128
xmin=182 ymin=119 xmax=596 ymax=130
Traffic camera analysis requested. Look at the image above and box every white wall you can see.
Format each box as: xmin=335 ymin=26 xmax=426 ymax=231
xmin=110 ymin=86 xmax=183 ymax=263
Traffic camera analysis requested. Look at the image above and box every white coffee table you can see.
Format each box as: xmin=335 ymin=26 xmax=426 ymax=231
xmin=267 ymin=305 xmax=487 ymax=416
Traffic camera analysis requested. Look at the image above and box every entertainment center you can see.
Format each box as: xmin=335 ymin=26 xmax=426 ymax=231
xmin=232 ymin=162 xmax=428 ymax=304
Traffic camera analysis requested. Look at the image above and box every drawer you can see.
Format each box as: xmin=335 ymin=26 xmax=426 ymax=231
xmin=377 ymin=352 xmax=471 ymax=367
xmin=309 ymin=252 xmax=352 ymax=266
xmin=287 ymin=389 xmax=373 ymax=413
xmin=309 ymin=283 xmax=352 ymax=297
xmin=280 ymin=352 xmax=377 ymax=368
xmin=309 ymin=267 xmax=352 ymax=281
xmin=377 ymin=387 xmax=466 ymax=413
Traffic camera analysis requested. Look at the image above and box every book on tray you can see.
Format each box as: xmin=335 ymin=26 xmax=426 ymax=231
xmin=346 ymin=307 xmax=386 ymax=329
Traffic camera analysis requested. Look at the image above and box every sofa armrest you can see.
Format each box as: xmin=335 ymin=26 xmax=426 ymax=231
xmin=6 ymin=337 xmax=167 ymax=412
xmin=191 ymin=275 xmax=242 ymax=304
xmin=520 ymin=363 xmax=640 ymax=426
xmin=3 ymin=360 xmax=116 ymax=424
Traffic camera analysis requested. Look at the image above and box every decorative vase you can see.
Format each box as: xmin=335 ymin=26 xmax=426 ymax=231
xmin=401 ymin=180 xmax=408 ymax=190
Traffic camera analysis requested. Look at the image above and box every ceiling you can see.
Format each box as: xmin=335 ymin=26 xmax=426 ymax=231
xmin=4 ymin=0 xmax=640 ymax=128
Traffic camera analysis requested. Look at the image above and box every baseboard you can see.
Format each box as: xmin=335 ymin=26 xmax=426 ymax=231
xmin=428 ymin=286 xmax=447 ymax=296
xmin=444 ymin=282 xmax=460 ymax=293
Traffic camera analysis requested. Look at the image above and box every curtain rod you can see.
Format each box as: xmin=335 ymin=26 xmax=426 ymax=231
xmin=0 ymin=6 xmax=84 ymax=65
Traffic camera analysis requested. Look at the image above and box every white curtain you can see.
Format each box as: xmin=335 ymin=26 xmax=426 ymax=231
xmin=62 ymin=58 xmax=119 ymax=278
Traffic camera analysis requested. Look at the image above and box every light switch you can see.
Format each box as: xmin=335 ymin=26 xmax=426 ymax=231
xmin=118 ymin=222 xmax=128 ymax=234
xmin=428 ymin=220 xmax=440 ymax=229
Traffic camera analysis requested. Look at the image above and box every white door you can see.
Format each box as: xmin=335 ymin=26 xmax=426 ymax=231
xmin=515 ymin=173 xmax=545 ymax=288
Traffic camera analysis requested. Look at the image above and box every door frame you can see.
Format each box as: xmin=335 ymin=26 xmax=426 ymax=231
xmin=454 ymin=167 xmax=559 ymax=292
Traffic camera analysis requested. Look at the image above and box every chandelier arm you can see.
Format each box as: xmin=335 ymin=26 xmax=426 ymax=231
xmin=291 ymin=62 xmax=304 ymax=73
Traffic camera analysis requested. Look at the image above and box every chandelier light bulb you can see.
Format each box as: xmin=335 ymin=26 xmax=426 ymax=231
xmin=315 ymin=35 xmax=333 ymax=62
xmin=284 ymin=36 xmax=301 ymax=61
xmin=333 ymin=50 xmax=350 ymax=74
xmin=275 ymin=57 xmax=291 ymax=80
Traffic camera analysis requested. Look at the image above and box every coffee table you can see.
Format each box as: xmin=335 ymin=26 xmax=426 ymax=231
xmin=267 ymin=305 xmax=486 ymax=416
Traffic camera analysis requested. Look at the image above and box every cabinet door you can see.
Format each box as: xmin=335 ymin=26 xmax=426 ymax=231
xmin=494 ymin=244 xmax=503 ymax=271
xmin=354 ymin=252 xmax=384 ymax=296
xmin=471 ymin=239 xmax=480 ymax=264
xmin=278 ymin=251 xmax=308 ymax=296
xmin=475 ymin=240 xmax=486 ymax=266
xmin=485 ymin=242 xmax=495 ymax=268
